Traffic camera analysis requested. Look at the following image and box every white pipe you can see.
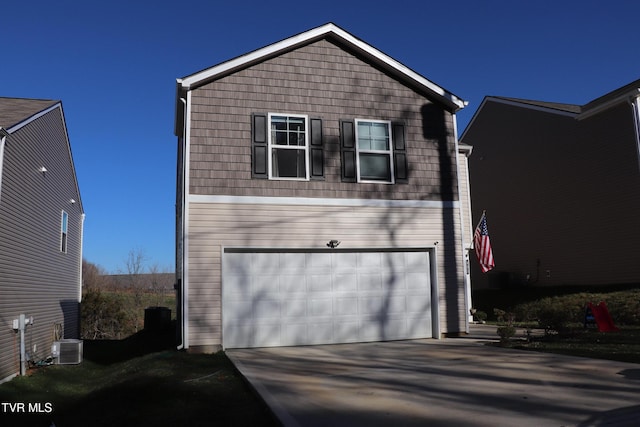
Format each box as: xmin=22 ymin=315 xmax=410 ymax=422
xmin=17 ymin=314 xmax=33 ymax=376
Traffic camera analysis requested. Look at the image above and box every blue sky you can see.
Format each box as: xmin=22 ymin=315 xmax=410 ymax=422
xmin=3 ymin=1 xmax=639 ymax=273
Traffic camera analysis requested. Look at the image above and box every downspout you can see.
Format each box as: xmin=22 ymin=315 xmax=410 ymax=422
xmin=177 ymin=94 xmax=190 ymax=350
xmin=452 ymin=113 xmax=472 ymax=333
xmin=630 ymin=96 xmax=640 ymax=172
xmin=79 ymin=213 xmax=86 ymax=304
xmin=0 ymin=128 xmax=8 ymax=206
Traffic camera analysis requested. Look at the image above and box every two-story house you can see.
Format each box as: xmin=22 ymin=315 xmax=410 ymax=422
xmin=461 ymin=79 xmax=640 ymax=289
xmin=174 ymin=23 xmax=470 ymax=351
xmin=0 ymin=98 xmax=84 ymax=383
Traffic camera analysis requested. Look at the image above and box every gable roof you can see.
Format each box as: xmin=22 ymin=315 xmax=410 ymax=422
xmin=0 ymin=96 xmax=84 ymax=212
xmin=463 ymin=78 xmax=640 ymax=139
xmin=490 ymin=97 xmax=582 ymax=115
xmin=176 ymin=23 xmax=466 ymax=129
xmin=578 ymin=78 xmax=640 ymax=120
xmin=0 ymin=97 xmax=59 ymax=132
xmin=460 ymin=96 xmax=581 ymax=140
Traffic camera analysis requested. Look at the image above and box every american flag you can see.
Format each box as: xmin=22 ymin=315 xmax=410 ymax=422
xmin=474 ymin=212 xmax=495 ymax=273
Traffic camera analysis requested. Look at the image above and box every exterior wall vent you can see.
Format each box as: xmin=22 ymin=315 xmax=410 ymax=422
xmin=52 ymin=339 xmax=83 ymax=365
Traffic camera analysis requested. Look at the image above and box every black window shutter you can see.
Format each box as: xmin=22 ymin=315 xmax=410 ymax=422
xmin=309 ymin=118 xmax=324 ymax=180
xmin=252 ymin=113 xmax=268 ymax=179
xmin=340 ymin=119 xmax=356 ymax=182
xmin=392 ymin=122 xmax=408 ymax=184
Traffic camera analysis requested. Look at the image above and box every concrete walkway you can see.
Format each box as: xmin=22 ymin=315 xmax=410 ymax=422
xmin=227 ymin=324 xmax=640 ymax=426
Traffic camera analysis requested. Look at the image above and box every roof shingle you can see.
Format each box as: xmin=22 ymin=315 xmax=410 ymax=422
xmin=0 ymin=97 xmax=58 ymax=130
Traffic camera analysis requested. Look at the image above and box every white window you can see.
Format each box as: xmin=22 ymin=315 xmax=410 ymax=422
xmin=268 ymin=113 xmax=309 ymax=180
xmin=61 ymin=211 xmax=68 ymax=253
xmin=355 ymin=119 xmax=394 ymax=183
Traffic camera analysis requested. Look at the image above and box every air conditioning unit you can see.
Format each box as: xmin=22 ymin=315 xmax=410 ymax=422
xmin=52 ymin=339 xmax=83 ymax=365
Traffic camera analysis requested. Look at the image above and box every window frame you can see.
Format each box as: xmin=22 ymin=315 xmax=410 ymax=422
xmin=267 ymin=113 xmax=310 ymax=181
xmin=60 ymin=210 xmax=68 ymax=253
xmin=354 ymin=119 xmax=395 ymax=184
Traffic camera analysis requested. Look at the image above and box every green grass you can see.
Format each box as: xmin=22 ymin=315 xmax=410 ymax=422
xmin=0 ymin=328 xmax=277 ymax=427
xmin=509 ymin=326 xmax=640 ymax=364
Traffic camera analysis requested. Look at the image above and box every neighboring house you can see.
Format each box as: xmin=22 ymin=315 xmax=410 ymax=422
xmin=461 ymin=79 xmax=640 ymax=289
xmin=0 ymin=98 xmax=84 ymax=383
xmin=174 ymin=23 xmax=471 ymax=352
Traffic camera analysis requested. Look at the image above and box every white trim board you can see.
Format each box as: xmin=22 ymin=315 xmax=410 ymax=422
xmin=189 ymin=194 xmax=459 ymax=209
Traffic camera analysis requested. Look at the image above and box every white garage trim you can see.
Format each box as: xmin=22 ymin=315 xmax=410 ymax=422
xmin=222 ymin=247 xmax=439 ymax=349
xmin=190 ymin=194 xmax=459 ymax=209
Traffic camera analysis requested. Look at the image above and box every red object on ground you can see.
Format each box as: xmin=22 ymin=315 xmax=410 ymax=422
xmin=587 ymin=302 xmax=619 ymax=332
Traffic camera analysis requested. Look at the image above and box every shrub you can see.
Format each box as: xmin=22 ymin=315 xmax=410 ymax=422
xmin=474 ymin=310 xmax=487 ymax=323
xmin=81 ymin=287 xmax=128 ymax=339
xmin=494 ymin=308 xmax=516 ymax=344
xmin=511 ymin=289 xmax=640 ymax=333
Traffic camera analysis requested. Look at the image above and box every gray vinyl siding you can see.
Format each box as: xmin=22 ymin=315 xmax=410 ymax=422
xmin=186 ymin=200 xmax=466 ymax=348
xmin=0 ymin=106 xmax=82 ymax=382
xmin=466 ymin=99 xmax=640 ymax=288
xmin=188 ymin=39 xmax=458 ymax=202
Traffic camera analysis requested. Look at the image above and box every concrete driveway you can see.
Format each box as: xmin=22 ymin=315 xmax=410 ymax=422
xmin=227 ymin=325 xmax=640 ymax=426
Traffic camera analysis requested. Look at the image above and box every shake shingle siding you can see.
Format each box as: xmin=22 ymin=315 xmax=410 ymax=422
xmin=188 ymin=40 xmax=458 ymax=201
xmin=0 ymin=104 xmax=83 ymax=383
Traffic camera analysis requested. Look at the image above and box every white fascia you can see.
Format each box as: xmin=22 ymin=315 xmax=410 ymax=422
xmin=179 ymin=23 xmax=466 ymax=111
xmin=577 ymin=88 xmax=640 ymax=121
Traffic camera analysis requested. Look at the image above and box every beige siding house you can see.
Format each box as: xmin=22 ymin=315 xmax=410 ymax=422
xmin=461 ymin=79 xmax=640 ymax=289
xmin=0 ymin=98 xmax=84 ymax=383
xmin=175 ymin=23 xmax=470 ymax=352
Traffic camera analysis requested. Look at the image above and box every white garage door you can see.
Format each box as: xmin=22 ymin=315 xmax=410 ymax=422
xmin=222 ymin=249 xmax=433 ymax=349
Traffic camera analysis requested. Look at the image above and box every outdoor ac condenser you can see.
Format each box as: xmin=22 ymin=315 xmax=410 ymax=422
xmin=52 ymin=339 xmax=83 ymax=365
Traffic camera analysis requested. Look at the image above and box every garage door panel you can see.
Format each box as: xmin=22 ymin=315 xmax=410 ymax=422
xmin=334 ymin=253 xmax=357 ymax=271
xmin=358 ymin=273 xmax=383 ymax=291
xmin=388 ymin=296 xmax=407 ymax=313
xmin=254 ymin=323 xmax=281 ymax=347
xmin=280 ymin=274 xmax=307 ymax=293
xmin=309 ymin=274 xmax=331 ymax=292
xmin=223 ymin=250 xmax=432 ymax=348
xmin=254 ymin=299 xmax=281 ymax=319
xmin=282 ymin=298 xmax=307 ymax=318
xmin=333 ymin=274 xmax=357 ymax=292
xmin=283 ymin=323 xmax=307 ymax=345
xmin=307 ymin=252 xmax=332 ymax=269
xmin=334 ymin=320 xmax=359 ymax=342
xmin=309 ymin=298 xmax=333 ymax=316
xmin=310 ymin=321 xmax=335 ymax=344
xmin=335 ymin=297 xmax=358 ymax=315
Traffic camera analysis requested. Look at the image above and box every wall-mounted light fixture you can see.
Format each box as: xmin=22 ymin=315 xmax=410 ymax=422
xmin=70 ymin=199 xmax=76 ymax=204
xmin=39 ymin=166 xmax=47 ymax=174
xmin=326 ymin=240 xmax=341 ymax=249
